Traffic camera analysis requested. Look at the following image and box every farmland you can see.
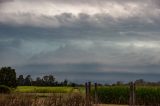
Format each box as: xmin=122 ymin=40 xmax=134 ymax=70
xmin=13 ymin=85 xmax=160 ymax=105
xmin=0 ymin=93 xmax=86 ymax=106
xmin=93 ymin=85 xmax=160 ymax=105
xmin=1 ymin=85 xmax=160 ymax=106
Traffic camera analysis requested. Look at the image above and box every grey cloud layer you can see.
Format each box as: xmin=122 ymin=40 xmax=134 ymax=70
xmin=0 ymin=0 xmax=160 ymax=28
xmin=0 ymin=0 xmax=13 ymax=3
xmin=1 ymin=0 xmax=160 ymax=82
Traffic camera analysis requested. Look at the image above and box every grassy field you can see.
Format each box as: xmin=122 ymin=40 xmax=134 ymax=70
xmin=11 ymin=85 xmax=160 ymax=105
xmin=0 ymin=93 xmax=128 ymax=106
xmin=0 ymin=93 xmax=87 ymax=106
xmin=14 ymin=86 xmax=76 ymax=93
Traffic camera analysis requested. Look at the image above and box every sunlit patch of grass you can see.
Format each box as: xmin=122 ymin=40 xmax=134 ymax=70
xmin=14 ymin=86 xmax=74 ymax=93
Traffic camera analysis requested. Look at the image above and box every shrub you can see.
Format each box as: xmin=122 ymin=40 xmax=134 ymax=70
xmin=0 ymin=85 xmax=11 ymax=93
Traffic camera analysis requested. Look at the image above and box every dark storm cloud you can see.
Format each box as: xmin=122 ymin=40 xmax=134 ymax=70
xmin=16 ymin=63 xmax=160 ymax=83
xmin=0 ymin=21 xmax=160 ymax=42
xmin=0 ymin=39 xmax=26 ymax=66
xmin=1 ymin=0 xmax=160 ymax=82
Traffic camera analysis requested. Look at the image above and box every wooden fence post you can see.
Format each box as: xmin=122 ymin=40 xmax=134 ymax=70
xmin=88 ymin=82 xmax=91 ymax=106
xmin=85 ymin=82 xmax=89 ymax=106
xmin=133 ymin=83 xmax=135 ymax=106
xmin=85 ymin=82 xmax=92 ymax=106
xmin=94 ymin=83 xmax=98 ymax=105
xmin=129 ymin=82 xmax=136 ymax=106
xmin=129 ymin=82 xmax=133 ymax=106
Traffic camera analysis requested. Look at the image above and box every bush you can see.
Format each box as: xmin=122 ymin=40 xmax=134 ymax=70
xmin=0 ymin=85 xmax=11 ymax=93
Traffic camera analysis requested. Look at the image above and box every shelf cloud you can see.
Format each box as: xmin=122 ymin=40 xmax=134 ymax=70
xmin=0 ymin=0 xmax=160 ymax=83
xmin=0 ymin=0 xmax=160 ymax=27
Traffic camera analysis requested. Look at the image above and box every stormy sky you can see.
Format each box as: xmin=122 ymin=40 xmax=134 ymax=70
xmin=1 ymin=0 xmax=160 ymax=83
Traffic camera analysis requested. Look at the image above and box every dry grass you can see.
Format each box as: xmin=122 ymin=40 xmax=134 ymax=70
xmin=0 ymin=93 xmax=90 ymax=106
xmin=95 ymin=104 xmax=128 ymax=106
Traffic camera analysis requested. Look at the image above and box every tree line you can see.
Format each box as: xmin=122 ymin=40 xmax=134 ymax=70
xmin=17 ymin=74 xmax=71 ymax=86
xmin=1 ymin=66 xmax=160 ymax=88
xmin=0 ymin=67 xmax=78 ymax=88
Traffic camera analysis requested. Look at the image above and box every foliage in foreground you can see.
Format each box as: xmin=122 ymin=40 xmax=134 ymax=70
xmin=0 ymin=85 xmax=11 ymax=93
xmin=0 ymin=93 xmax=90 ymax=106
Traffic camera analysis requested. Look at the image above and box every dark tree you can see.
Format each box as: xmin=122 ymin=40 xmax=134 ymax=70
xmin=63 ymin=79 xmax=68 ymax=86
xmin=24 ymin=75 xmax=32 ymax=86
xmin=70 ymin=82 xmax=76 ymax=87
xmin=48 ymin=75 xmax=55 ymax=86
xmin=17 ymin=75 xmax=24 ymax=86
xmin=42 ymin=75 xmax=49 ymax=86
xmin=42 ymin=75 xmax=55 ymax=86
xmin=135 ymin=79 xmax=145 ymax=85
xmin=0 ymin=67 xmax=17 ymax=88
xmin=116 ymin=81 xmax=124 ymax=85
xmin=35 ymin=77 xmax=42 ymax=86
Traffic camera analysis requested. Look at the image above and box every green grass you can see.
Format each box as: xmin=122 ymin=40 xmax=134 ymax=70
xmin=15 ymin=86 xmax=74 ymax=93
xmin=15 ymin=85 xmax=160 ymax=105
